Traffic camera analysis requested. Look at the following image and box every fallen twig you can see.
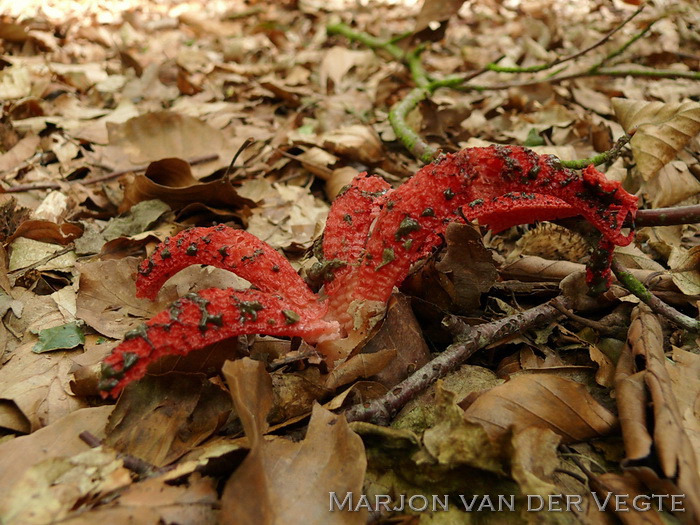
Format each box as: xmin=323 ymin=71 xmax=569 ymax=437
xmin=1 ymin=153 xmax=219 ymax=193
xmin=343 ymin=296 xmax=569 ymax=424
xmin=611 ymin=258 xmax=700 ymax=331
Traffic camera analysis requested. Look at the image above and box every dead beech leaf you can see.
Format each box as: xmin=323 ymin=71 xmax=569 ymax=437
xmin=434 ymin=223 xmax=497 ymax=311
xmin=319 ymin=47 xmax=376 ymax=93
xmin=8 ymin=220 xmax=83 ymax=245
xmin=81 ymin=473 xmax=218 ymax=525
xmin=75 ymin=258 xmax=177 ymax=339
xmin=324 ymin=348 xmax=397 ymax=391
xmin=423 ymin=383 xmax=506 ymax=473
xmin=464 ymin=374 xmax=617 ymax=443
xmin=643 ymin=161 xmax=700 ymax=208
xmin=510 ymin=427 xmax=561 ymax=497
xmin=8 ymin=237 xmax=76 ymax=272
xmin=321 ymin=124 xmax=384 ymax=165
xmin=2 ymin=448 xmax=131 ymax=525
xmin=0 ymin=342 xmax=88 ymax=432
xmin=0 ymin=405 xmax=113 ymax=499
xmin=363 ymin=293 xmax=430 ymax=388
xmin=107 ymin=111 xmax=229 ymax=171
xmin=410 ymin=0 xmax=466 ymax=45
xmin=119 ymin=157 xmax=254 ymax=213
xmin=668 ymin=348 xmax=700 ymax=464
xmin=612 ymin=98 xmax=700 ymax=180
xmin=325 ymin=166 xmax=358 ymax=201
xmin=221 ymin=359 xmax=367 ymax=525
xmin=105 ymin=374 xmax=232 ymax=467
xmin=501 ymin=256 xmax=585 ymax=282
xmin=615 ymin=305 xmax=700 ymax=520
xmin=668 ymin=246 xmax=700 ymax=296
xmin=589 ymin=472 xmax=665 ymax=525
xmin=0 ymin=133 xmax=39 ymax=172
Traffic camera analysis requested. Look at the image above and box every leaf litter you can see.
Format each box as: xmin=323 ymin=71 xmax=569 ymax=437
xmin=0 ymin=0 xmax=699 ymax=523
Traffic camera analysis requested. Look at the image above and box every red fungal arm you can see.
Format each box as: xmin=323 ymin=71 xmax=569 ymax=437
xmin=321 ymin=174 xmax=390 ymax=328
xmin=100 ymin=288 xmax=339 ymax=397
xmin=327 ymin=145 xmax=637 ymax=309
xmin=136 ymin=225 xmax=318 ymax=310
xmin=322 ymin=173 xmax=391 ymax=265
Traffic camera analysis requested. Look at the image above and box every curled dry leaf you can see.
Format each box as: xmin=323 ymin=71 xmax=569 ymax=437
xmin=221 ymin=358 xmax=367 ymax=525
xmin=2 ymin=448 xmax=131 ymax=525
xmin=321 ymin=124 xmax=384 ymax=165
xmin=409 ymin=0 xmax=466 ymax=45
xmin=614 ymin=305 xmax=700 ymax=520
xmin=361 ymin=293 xmax=430 ymax=388
xmin=612 ymin=98 xmax=700 ymax=181
xmin=120 ymin=157 xmax=255 ymax=214
xmin=105 ymin=374 xmax=232 ymax=467
xmin=7 ymin=220 xmax=83 ymax=245
xmin=0 ymin=133 xmax=40 ymax=172
xmin=75 ymin=258 xmax=178 ymax=339
xmin=463 ymin=373 xmax=617 ymax=443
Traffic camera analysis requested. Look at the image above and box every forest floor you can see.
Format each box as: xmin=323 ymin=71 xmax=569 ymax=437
xmin=0 ymin=0 xmax=699 ymax=523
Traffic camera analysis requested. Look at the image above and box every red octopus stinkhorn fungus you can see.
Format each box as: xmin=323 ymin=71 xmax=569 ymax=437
xmin=99 ymin=145 xmax=637 ymax=397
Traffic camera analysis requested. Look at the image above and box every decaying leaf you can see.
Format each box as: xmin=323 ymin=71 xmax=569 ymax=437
xmin=612 ymin=98 xmax=700 ymax=181
xmin=221 ymin=358 xmax=367 ymax=525
xmin=615 ymin=305 xmax=700 ymax=521
xmin=119 ymin=158 xmax=255 ymax=214
xmin=105 ymin=374 xmax=232 ymax=467
xmin=106 ymin=111 xmax=230 ymax=174
xmin=464 ymin=373 xmax=617 ymax=443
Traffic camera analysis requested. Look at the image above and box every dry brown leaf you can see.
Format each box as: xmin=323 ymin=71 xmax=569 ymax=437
xmin=75 ymin=258 xmax=177 ymax=339
xmin=106 ymin=111 xmax=229 ymax=175
xmin=324 ymin=348 xmax=397 ymax=391
xmin=643 ymin=161 xmax=700 ymax=208
xmin=2 ymin=448 xmax=131 ymax=525
xmin=321 ymin=124 xmax=384 ymax=165
xmin=319 ymin=47 xmax=376 ymax=93
xmin=434 ymin=223 xmax=497 ymax=310
xmin=119 ymin=157 xmax=254 ymax=213
xmin=0 ymin=405 xmax=113 ymax=499
xmin=464 ymin=373 xmax=617 ymax=443
xmin=668 ymin=347 xmax=700 ymax=464
xmin=612 ymin=98 xmax=700 ymax=180
xmin=410 ymin=0 xmax=466 ymax=45
xmin=0 ymin=133 xmax=39 ymax=172
xmin=615 ymin=305 xmax=700 ymax=521
xmin=589 ymin=472 xmax=665 ymax=525
xmin=510 ymin=427 xmax=561 ymax=497
xmin=7 ymin=219 xmax=83 ymax=245
xmin=105 ymin=374 xmax=232 ymax=467
xmin=221 ymin=358 xmax=367 ymax=525
xmin=668 ymin=245 xmax=700 ymax=295
xmin=59 ymin=473 xmax=218 ymax=525
xmin=362 ymin=293 xmax=430 ymax=388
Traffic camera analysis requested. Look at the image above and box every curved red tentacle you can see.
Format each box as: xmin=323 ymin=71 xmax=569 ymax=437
xmin=325 ymin=145 xmax=638 ymax=309
xmin=99 ymin=288 xmax=339 ymax=397
xmin=321 ymin=173 xmax=391 ymax=329
xmin=135 ymin=225 xmax=318 ymax=310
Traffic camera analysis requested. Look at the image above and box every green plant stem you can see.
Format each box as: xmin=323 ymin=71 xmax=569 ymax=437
xmin=611 ymin=258 xmax=700 ymax=331
xmin=590 ymin=20 xmax=654 ymax=71
xmin=561 ymin=132 xmax=633 ymax=169
xmin=485 ymin=5 xmax=645 ymax=75
xmin=388 ymin=87 xmax=437 ymax=162
xmin=326 ymin=22 xmax=403 ymax=61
